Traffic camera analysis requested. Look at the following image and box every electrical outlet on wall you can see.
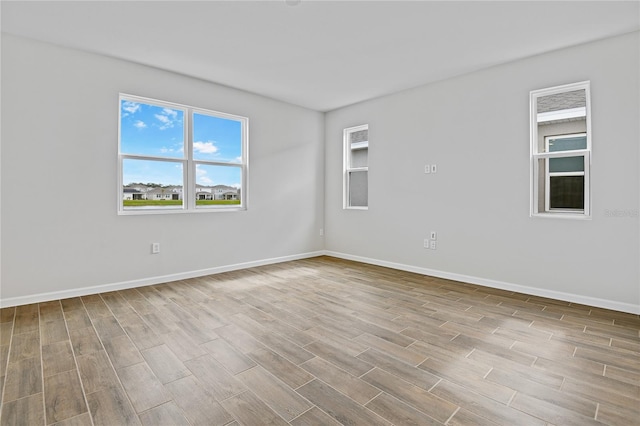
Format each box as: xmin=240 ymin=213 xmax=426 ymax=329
xmin=152 ymin=243 xmax=160 ymax=254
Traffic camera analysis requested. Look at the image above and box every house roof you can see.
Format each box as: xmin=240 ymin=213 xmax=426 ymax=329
xmin=196 ymin=184 xmax=237 ymax=190
xmin=537 ymin=90 xmax=586 ymax=113
xmin=145 ymin=188 xmax=173 ymax=194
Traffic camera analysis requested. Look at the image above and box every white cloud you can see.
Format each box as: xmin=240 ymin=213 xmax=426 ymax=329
xmin=195 ymin=164 xmax=213 ymax=185
xmin=163 ymin=108 xmax=178 ymax=118
xmin=159 ymin=144 xmax=184 ymax=155
xmin=193 ymin=141 xmax=219 ymax=154
xmin=155 ymin=114 xmax=170 ymax=124
xmin=122 ymin=101 xmax=140 ymax=114
xmin=133 ymin=120 xmax=147 ymax=129
xmin=154 ymin=109 xmax=180 ymax=130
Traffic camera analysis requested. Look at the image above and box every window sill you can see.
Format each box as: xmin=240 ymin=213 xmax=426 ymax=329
xmin=118 ymin=207 xmax=246 ymax=215
xmin=531 ymin=212 xmax=591 ymax=220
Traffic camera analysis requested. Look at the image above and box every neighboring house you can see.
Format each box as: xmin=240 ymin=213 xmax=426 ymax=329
xmin=164 ymin=185 xmax=183 ymax=200
xmin=196 ymin=191 xmax=213 ymax=200
xmin=195 ymin=184 xmax=212 ymax=194
xmin=146 ymin=188 xmax=175 ymax=200
xmin=123 ymin=184 xmax=235 ymax=201
xmin=127 ymin=184 xmax=151 ymax=193
xmin=195 ymin=184 xmax=238 ymax=200
xmin=123 ymin=184 xmax=182 ymax=201
xmin=221 ymin=191 xmax=238 ymax=200
xmin=195 ymin=184 xmax=213 ymax=200
xmin=123 ymin=187 xmax=146 ymax=200
xmin=211 ymin=185 xmax=239 ymax=200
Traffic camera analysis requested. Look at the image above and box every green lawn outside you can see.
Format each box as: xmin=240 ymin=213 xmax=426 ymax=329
xmin=124 ymin=200 xmax=182 ymax=206
xmin=123 ymin=200 xmax=240 ymax=207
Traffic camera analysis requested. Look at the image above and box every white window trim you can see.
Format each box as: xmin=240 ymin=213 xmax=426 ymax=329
xmin=343 ymin=124 xmax=369 ymax=210
xmin=118 ymin=94 xmax=248 ymax=215
xmin=529 ymin=81 xmax=591 ymax=219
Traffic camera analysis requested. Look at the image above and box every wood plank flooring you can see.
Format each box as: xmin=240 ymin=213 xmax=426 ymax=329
xmin=1 ymin=256 xmax=638 ymax=425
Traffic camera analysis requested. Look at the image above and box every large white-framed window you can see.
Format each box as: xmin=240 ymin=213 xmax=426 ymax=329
xmin=530 ymin=81 xmax=591 ymax=218
xmin=343 ymin=124 xmax=368 ymax=209
xmin=118 ymin=94 xmax=248 ymax=214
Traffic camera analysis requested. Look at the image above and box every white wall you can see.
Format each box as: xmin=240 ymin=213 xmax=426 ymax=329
xmin=2 ymin=32 xmax=638 ymax=314
xmin=1 ymin=34 xmax=325 ymax=304
xmin=325 ymin=32 xmax=640 ymax=313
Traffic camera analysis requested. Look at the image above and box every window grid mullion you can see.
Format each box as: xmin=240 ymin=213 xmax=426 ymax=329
xmin=347 ymin=166 xmax=368 ymax=173
xmin=186 ymin=108 xmax=194 ymax=210
xmin=533 ymin=149 xmax=590 ymax=160
xmin=549 ymin=171 xmax=585 ymax=177
xmin=120 ymin=153 xmax=186 ymax=162
xmin=194 ymin=160 xmax=243 ymax=167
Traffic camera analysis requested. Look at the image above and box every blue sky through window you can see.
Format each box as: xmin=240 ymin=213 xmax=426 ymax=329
xmin=193 ymin=112 xmax=242 ymax=163
xmin=196 ymin=164 xmax=241 ymax=188
xmin=120 ymin=100 xmax=184 ymax=158
xmin=121 ymin=99 xmax=243 ymax=187
xmin=123 ymin=159 xmax=183 ymax=186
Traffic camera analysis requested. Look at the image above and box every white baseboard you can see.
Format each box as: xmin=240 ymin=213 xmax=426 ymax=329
xmin=0 ymin=251 xmax=324 ymax=308
xmin=324 ymin=251 xmax=640 ymax=315
xmin=3 ymin=249 xmax=638 ymax=315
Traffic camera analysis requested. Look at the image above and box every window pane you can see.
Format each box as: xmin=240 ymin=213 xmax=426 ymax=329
xmin=549 ymin=155 xmax=584 ymax=173
xmin=120 ymin=100 xmax=184 ymax=158
xmin=195 ymin=164 xmax=241 ymax=207
xmin=547 ymin=135 xmax=586 ymax=152
xmin=550 ymin=176 xmax=584 ymax=210
xmin=122 ymin=159 xmax=183 ymax=209
xmin=350 ymin=129 xmax=368 ymax=145
xmin=193 ymin=113 xmax=242 ymax=163
xmin=351 ymin=147 xmax=368 ymax=168
xmin=349 ymin=170 xmax=368 ymax=207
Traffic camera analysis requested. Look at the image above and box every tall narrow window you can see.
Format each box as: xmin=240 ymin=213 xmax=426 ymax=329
xmin=119 ymin=94 xmax=248 ymax=214
xmin=344 ymin=124 xmax=368 ymax=209
xmin=530 ymin=82 xmax=591 ymax=218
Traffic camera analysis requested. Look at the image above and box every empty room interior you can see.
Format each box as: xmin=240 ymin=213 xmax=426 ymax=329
xmin=1 ymin=1 xmax=639 ymax=425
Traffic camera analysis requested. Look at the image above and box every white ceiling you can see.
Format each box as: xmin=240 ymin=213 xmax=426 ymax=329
xmin=2 ymin=1 xmax=639 ymax=111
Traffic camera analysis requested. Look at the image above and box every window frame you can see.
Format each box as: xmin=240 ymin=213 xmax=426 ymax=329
xmin=530 ymin=81 xmax=591 ymax=219
xmin=343 ymin=124 xmax=369 ymax=210
xmin=118 ymin=94 xmax=248 ymax=215
xmin=543 ymin=133 xmax=588 ymax=213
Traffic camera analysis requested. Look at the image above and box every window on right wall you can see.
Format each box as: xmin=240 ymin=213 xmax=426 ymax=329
xmin=530 ymin=81 xmax=591 ymax=218
xmin=344 ymin=124 xmax=369 ymax=209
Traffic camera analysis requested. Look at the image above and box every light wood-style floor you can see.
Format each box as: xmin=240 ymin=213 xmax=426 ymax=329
xmin=1 ymin=256 xmax=639 ymax=425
